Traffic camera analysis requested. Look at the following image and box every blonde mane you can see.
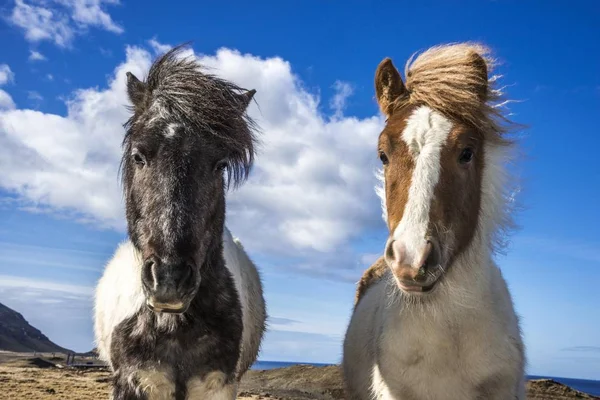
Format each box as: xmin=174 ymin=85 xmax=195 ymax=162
xmin=392 ymin=42 xmax=514 ymax=144
xmin=375 ymin=42 xmax=522 ymax=260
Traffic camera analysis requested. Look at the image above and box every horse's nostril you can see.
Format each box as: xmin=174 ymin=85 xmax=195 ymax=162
xmin=422 ymin=240 xmax=438 ymax=269
xmin=385 ymin=240 xmax=395 ymax=260
xmin=142 ymin=258 xmax=158 ymax=288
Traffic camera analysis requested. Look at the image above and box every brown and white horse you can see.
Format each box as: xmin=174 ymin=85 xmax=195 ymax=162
xmin=343 ymin=43 xmax=525 ymax=399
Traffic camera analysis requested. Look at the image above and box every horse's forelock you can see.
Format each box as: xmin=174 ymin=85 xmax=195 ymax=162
xmin=123 ymin=44 xmax=258 ymax=189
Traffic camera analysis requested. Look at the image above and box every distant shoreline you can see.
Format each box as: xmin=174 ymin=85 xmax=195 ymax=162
xmin=252 ymin=360 xmax=600 ymax=396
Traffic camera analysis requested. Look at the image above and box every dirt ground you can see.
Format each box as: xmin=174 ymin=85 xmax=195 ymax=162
xmin=0 ymin=354 xmax=310 ymax=400
xmin=0 ymin=365 xmax=277 ymax=399
xmin=0 ymin=353 xmax=597 ymax=399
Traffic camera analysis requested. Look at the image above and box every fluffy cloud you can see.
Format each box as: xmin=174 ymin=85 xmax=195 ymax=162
xmin=29 ymin=50 xmax=46 ymax=61
xmin=0 ymin=65 xmax=15 ymax=85
xmin=148 ymin=37 xmax=172 ymax=55
xmin=330 ymin=80 xmax=354 ymax=119
xmin=0 ymin=46 xmax=149 ymax=228
xmin=194 ymin=49 xmax=384 ymax=255
xmin=28 ymin=90 xmax=43 ymax=101
xmin=0 ymin=275 xmax=93 ymax=295
xmin=0 ymin=43 xmax=386 ymax=278
xmin=8 ymin=0 xmax=122 ymax=47
xmin=0 ymin=64 xmax=16 ymax=110
xmin=68 ymin=0 xmax=123 ymax=34
xmin=0 ymin=91 xmax=16 ymax=110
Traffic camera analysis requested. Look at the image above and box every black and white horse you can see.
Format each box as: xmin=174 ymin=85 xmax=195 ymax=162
xmin=94 ymin=45 xmax=266 ymax=400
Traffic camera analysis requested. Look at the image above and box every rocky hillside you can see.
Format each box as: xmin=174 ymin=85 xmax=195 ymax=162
xmin=0 ymin=302 xmax=71 ymax=353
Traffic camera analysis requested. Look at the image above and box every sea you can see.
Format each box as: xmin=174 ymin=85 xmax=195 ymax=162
xmin=251 ymin=361 xmax=600 ymax=396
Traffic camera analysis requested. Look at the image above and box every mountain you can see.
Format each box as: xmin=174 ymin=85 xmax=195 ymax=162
xmin=0 ymin=302 xmax=71 ymax=353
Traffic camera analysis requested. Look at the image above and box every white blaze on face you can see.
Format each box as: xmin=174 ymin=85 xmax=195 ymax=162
xmin=389 ymin=106 xmax=453 ymax=266
xmin=157 ymin=122 xmax=183 ymax=246
xmin=165 ymin=122 xmax=181 ymax=139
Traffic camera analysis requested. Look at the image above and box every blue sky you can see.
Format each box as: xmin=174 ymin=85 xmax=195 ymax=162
xmin=0 ymin=0 xmax=599 ymax=380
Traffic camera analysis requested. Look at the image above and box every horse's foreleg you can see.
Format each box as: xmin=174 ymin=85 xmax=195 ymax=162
xmin=112 ymin=369 xmax=175 ymax=400
xmin=111 ymin=376 xmax=147 ymax=400
xmin=185 ymin=371 xmax=236 ymax=400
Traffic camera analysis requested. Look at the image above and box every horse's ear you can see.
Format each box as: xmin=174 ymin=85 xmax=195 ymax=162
xmin=238 ymin=89 xmax=256 ymax=111
xmin=126 ymin=72 xmax=146 ymax=109
xmin=470 ymin=52 xmax=489 ymax=102
xmin=375 ymin=58 xmax=407 ymax=118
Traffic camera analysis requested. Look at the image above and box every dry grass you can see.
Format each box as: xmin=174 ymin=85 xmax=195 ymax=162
xmin=0 ymin=366 xmax=109 ymax=399
xmin=0 ymin=354 xmax=596 ymax=399
xmin=0 ymin=358 xmax=272 ymax=399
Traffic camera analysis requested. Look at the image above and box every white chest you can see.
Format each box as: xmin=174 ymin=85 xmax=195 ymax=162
xmin=373 ymin=306 xmax=503 ymax=399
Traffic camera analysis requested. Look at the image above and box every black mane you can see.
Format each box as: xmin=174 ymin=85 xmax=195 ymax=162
xmin=123 ymin=44 xmax=258 ymax=188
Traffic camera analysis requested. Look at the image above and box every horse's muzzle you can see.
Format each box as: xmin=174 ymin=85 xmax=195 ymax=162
xmin=141 ymin=256 xmax=198 ymax=314
xmin=384 ymin=238 xmax=443 ymax=294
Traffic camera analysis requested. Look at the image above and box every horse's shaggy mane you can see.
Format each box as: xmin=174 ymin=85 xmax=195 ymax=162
xmin=393 ymin=42 xmax=515 ymax=143
xmin=123 ymin=44 xmax=258 ymax=188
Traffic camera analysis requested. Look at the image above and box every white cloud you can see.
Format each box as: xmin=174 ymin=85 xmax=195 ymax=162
xmin=0 ymin=64 xmax=15 ymax=85
xmin=47 ymin=73 xmax=54 ymax=81
xmin=148 ymin=37 xmax=172 ymax=55
xmin=192 ymin=49 xmax=384 ymax=255
xmin=9 ymin=0 xmax=74 ymax=47
xmin=28 ymin=90 xmax=43 ymax=101
xmin=0 ymin=43 xmax=386 ymax=277
xmin=0 ymin=66 xmax=15 ymax=110
xmin=0 ymin=91 xmax=16 ymax=110
xmin=0 ymin=45 xmax=150 ymax=229
xmin=68 ymin=0 xmax=123 ymax=34
xmin=0 ymin=274 xmax=93 ymax=296
xmin=8 ymin=0 xmax=122 ymax=48
xmin=330 ymin=80 xmax=354 ymax=119
xmin=29 ymin=49 xmax=46 ymax=61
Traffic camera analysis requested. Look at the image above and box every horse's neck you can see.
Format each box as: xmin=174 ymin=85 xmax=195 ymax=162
xmin=201 ymin=229 xmax=227 ymax=277
xmin=443 ymin=238 xmax=495 ymax=308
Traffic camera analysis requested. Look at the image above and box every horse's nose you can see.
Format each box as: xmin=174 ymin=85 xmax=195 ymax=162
xmin=386 ymin=240 xmax=407 ymax=266
xmin=384 ymin=239 xmax=434 ymax=282
xmin=141 ymin=256 xmax=195 ymax=313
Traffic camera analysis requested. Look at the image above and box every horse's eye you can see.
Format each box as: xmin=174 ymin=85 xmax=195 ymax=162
xmin=458 ymin=148 xmax=474 ymax=165
xmin=379 ymin=151 xmax=389 ymax=165
xmin=131 ymin=148 xmax=146 ymax=167
xmin=215 ymin=159 xmax=228 ymax=172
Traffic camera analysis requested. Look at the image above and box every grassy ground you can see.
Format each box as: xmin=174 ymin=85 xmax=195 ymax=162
xmin=0 ymin=352 xmax=596 ymax=399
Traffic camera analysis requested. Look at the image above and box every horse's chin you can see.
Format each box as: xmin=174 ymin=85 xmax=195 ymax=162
xmin=395 ymin=269 xmax=445 ymax=296
xmin=145 ymin=299 xmax=190 ymax=314
xmin=144 ymin=286 xmax=199 ymax=314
